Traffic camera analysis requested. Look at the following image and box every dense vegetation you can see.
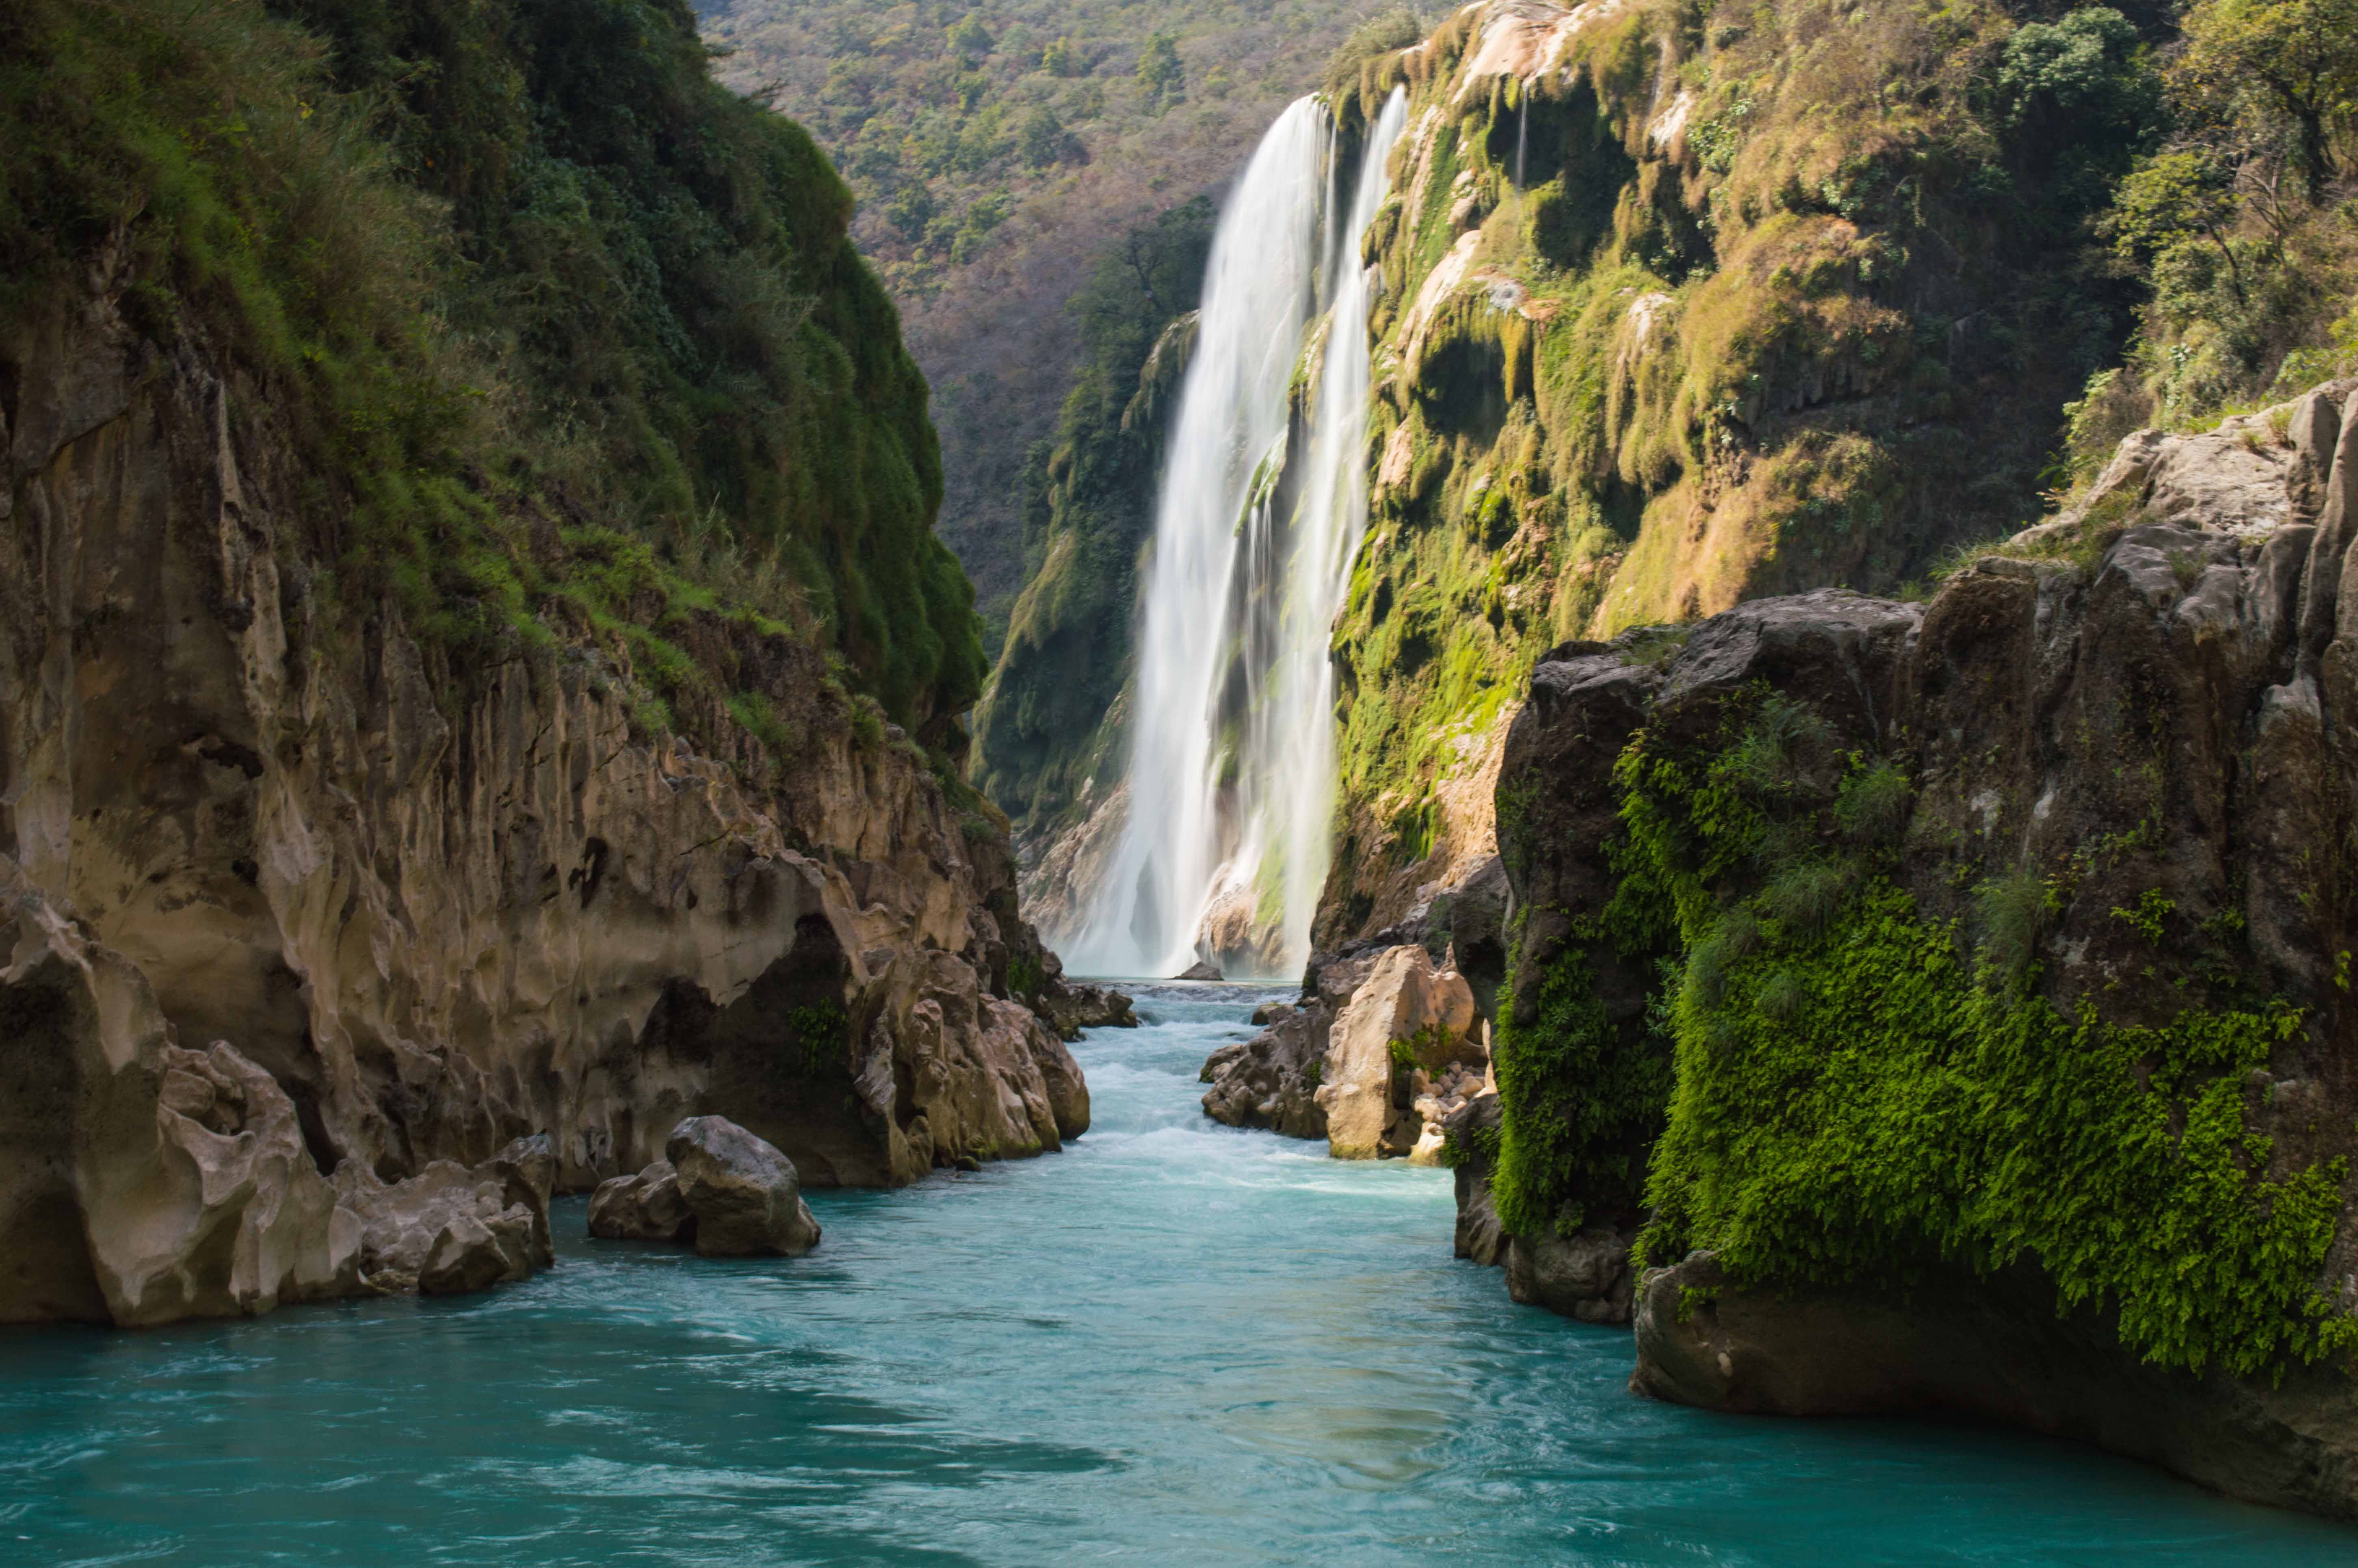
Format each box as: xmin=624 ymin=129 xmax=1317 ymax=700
xmin=2 ymin=0 xmax=979 ymax=739
xmin=2064 ymin=0 xmax=2358 ymax=458
xmin=704 ymin=0 xmax=1369 ymax=637
xmin=1491 ymin=685 xmax=2354 ymax=1376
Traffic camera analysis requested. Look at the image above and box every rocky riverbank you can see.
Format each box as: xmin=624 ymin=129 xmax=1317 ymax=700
xmin=1460 ymin=381 xmax=2358 ymax=1516
xmin=1197 ymin=866 xmax=1509 ymax=1162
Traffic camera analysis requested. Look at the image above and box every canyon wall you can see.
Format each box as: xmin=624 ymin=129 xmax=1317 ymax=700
xmin=1473 ymin=381 xmax=2358 ymax=1515
xmin=0 ymin=258 xmax=1100 ymax=1328
xmin=1314 ymin=0 xmax=2159 ymax=950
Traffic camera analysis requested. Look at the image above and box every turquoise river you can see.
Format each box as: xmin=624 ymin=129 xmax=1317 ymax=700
xmin=5 ymin=985 xmax=2356 ymax=1565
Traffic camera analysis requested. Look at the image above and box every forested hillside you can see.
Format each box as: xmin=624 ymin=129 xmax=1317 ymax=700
xmin=968 ymin=198 xmax=1217 ymax=844
xmin=702 ymin=0 xmax=1371 ymax=639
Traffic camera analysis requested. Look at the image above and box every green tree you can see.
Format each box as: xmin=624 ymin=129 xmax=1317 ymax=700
xmin=947 ymin=11 xmax=993 ymax=63
xmin=1041 ymin=34 xmax=1077 ymax=77
xmin=2175 ymin=0 xmax=2358 ymax=200
xmin=1017 ymin=104 xmax=1068 ymax=168
xmin=1993 ymin=8 xmax=2163 ymax=187
xmin=886 ymin=180 xmax=938 ymax=240
xmin=1135 ymin=31 xmax=1183 ymax=110
xmin=2105 ymin=149 xmax=2242 ymax=286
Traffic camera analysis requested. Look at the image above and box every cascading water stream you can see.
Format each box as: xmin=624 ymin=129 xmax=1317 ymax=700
xmin=1262 ymin=89 xmax=1412 ymax=969
xmin=1059 ymin=90 xmax=1408 ymax=980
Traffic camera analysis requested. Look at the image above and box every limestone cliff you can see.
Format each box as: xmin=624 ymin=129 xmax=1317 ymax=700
xmin=0 ymin=189 xmax=1106 ymax=1335
xmin=1471 ymin=381 xmax=2358 ymax=1516
xmin=1307 ymin=0 xmax=2162 ymax=950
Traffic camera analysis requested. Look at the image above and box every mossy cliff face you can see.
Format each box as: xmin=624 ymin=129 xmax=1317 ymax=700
xmin=1481 ymin=381 xmax=2358 ymax=1516
xmin=0 ymin=0 xmax=1102 ymax=1327
xmin=4 ymin=0 xmax=982 ymax=740
xmin=1313 ymin=0 xmax=2158 ymax=949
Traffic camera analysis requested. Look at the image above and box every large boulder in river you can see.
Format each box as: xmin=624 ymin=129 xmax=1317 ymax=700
xmin=1315 ymin=945 xmax=1483 ymax=1160
xmin=1198 ymin=946 xmax=1392 ymax=1139
xmin=665 ymin=1116 xmax=821 ymax=1258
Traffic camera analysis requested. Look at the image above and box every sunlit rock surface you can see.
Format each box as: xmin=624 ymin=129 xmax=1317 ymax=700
xmin=0 ymin=231 xmax=1087 ymax=1325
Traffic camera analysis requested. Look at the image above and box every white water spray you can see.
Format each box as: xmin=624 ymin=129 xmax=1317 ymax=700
xmin=1059 ymin=90 xmax=1409 ymax=979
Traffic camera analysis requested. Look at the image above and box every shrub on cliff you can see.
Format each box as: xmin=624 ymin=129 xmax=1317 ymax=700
xmin=2079 ymin=0 xmax=2358 ymax=441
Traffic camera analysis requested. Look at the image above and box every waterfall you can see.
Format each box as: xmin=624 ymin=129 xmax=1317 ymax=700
xmin=1263 ymin=89 xmax=1411 ymax=972
xmin=1059 ymin=89 xmax=1408 ymax=979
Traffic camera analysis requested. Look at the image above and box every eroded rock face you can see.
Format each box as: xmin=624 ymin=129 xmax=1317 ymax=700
xmin=0 ymin=203 xmax=1086 ymax=1324
xmin=143 ymin=1040 xmax=365 ymax=1319
xmin=589 ymin=1160 xmax=694 ymax=1243
xmin=0 ymin=874 xmax=364 ymax=1326
xmin=665 ymin=1116 xmax=821 ymax=1258
xmin=1485 ymin=384 xmax=2358 ymax=1512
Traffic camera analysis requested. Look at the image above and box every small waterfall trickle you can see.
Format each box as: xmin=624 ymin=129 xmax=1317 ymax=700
xmin=1516 ymin=93 xmax=1529 ymax=191
xmin=1059 ymin=89 xmax=1409 ymax=979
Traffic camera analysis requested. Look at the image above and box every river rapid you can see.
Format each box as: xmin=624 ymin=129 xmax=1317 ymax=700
xmin=4 ymin=985 xmax=2353 ymax=1565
